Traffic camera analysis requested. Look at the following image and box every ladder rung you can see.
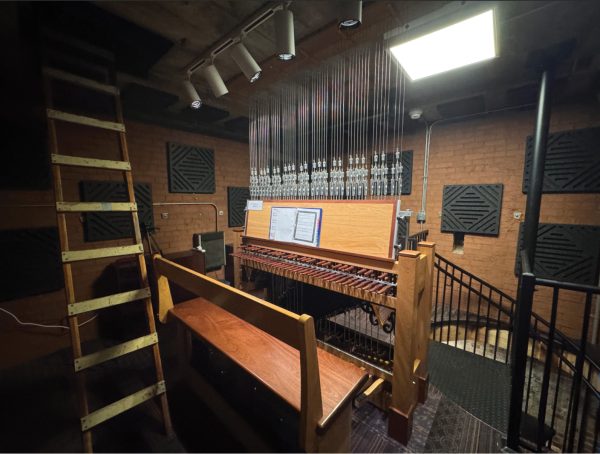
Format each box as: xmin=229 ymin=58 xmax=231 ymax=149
xmin=68 ymin=288 xmax=151 ymax=316
xmin=80 ymin=381 xmax=166 ymax=431
xmin=51 ymin=154 xmax=131 ymax=171
xmin=43 ymin=67 xmax=119 ymax=95
xmin=56 ymin=202 xmax=137 ymax=213
xmin=62 ymin=244 xmax=144 ymax=263
xmin=47 ymin=108 xmax=126 ymax=132
xmin=75 ymin=333 xmax=158 ymax=371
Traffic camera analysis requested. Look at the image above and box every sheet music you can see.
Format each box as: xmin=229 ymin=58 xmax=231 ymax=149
xmin=269 ymin=207 xmax=322 ymax=247
xmin=294 ymin=209 xmax=318 ymax=243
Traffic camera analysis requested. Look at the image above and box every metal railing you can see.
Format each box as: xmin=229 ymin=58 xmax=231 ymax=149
xmin=407 ymin=229 xmax=429 ymax=251
xmin=508 ymin=251 xmax=600 ymax=452
xmin=432 ymin=253 xmax=515 ymax=363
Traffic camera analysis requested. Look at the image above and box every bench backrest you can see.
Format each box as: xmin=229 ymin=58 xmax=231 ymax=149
xmin=153 ymin=254 xmax=323 ymax=451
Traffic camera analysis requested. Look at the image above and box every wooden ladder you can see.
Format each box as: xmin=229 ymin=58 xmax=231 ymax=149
xmin=43 ymin=66 xmax=173 ymax=452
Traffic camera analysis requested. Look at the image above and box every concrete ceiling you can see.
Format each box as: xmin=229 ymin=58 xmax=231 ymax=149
xmin=44 ymin=1 xmax=600 ymax=138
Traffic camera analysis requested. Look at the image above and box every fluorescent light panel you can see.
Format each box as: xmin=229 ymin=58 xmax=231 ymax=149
xmin=390 ymin=9 xmax=496 ymax=81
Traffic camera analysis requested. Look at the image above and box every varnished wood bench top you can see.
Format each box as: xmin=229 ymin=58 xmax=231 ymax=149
xmin=171 ymin=297 xmax=368 ymax=427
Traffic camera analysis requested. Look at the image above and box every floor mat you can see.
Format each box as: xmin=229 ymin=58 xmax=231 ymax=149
xmin=428 ymin=341 xmax=510 ymax=433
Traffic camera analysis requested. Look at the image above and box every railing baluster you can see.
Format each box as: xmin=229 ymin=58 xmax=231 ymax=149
xmin=536 ymin=287 xmax=559 ymax=450
xmin=455 ymin=270 xmax=463 ymax=347
xmin=493 ymin=293 xmax=502 ymax=361
xmin=566 ymin=292 xmax=594 ymax=452
xmin=474 ymin=281 xmax=483 ymax=354
xmin=434 ymin=256 xmax=441 ymax=339
xmin=577 ymin=366 xmax=592 ymax=452
xmin=524 ymin=318 xmax=537 ymax=414
xmin=550 ymin=348 xmax=564 ymax=448
xmin=440 ymin=260 xmax=449 ymax=342
xmin=465 ymin=275 xmax=472 ymax=353
xmin=483 ymin=287 xmax=493 ymax=358
xmin=447 ymin=264 xmax=455 ymax=344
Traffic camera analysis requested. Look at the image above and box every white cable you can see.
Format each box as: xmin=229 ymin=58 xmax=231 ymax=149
xmin=0 ymin=307 xmax=97 ymax=330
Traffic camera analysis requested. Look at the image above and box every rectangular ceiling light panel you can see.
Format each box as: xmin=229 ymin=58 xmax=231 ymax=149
xmin=390 ymin=9 xmax=496 ymax=81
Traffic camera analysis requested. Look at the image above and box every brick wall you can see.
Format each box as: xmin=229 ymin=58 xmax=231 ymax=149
xmin=0 ymin=120 xmax=248 ymax=368
xmin=2 ymin=101 xmax=599 ymax=368
xmin=395 ymin=102 xmax=600 ymax=337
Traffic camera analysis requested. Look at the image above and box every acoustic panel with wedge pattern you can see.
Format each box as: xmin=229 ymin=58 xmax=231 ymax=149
xmin=515 ymin=223 xmax=600 ymax=285
xmin=80 ymin=181 xmax=154 ymax=241
xmin=441 ymin=184 xmax=503 ymax=235
xmin=523 ymin=127 xmax=600 ymax=193
xmin=228 ymin=187 xmax=249 ymax=228
xmin=0 ymin=227 xmax=63 ymax=301
xmin=167 ymin=142 xmax=215 ymax=193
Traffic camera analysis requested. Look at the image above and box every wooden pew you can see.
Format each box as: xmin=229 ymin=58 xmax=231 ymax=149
xmin=153 ymin=255 xmax=369 ymax=452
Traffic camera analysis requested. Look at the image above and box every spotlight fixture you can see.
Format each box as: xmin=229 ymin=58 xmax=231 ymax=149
xmin=389 ymin=9 xmax=496 ymax=81
xmin=182 ymin=79 xmax=202 ymax=109
xmin=409 ymin=108 xmax=423 ymax=120
xmin=338 ymin=0 xmax=362 ymax=29
xmin=203 ymin=63 xmax=228 ymax=98
xmin=230 ymin=42 xmax=262 ymax=83
xmin=274 ymin=8 xmax=295 ymax=60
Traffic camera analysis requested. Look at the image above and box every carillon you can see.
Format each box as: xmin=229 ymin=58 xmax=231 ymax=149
xmin=249 ymin=41 xmax=407 ymax=201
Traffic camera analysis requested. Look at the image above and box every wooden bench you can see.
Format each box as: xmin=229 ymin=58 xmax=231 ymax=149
xmin=153 ymin=255 xmax=368 ymax=452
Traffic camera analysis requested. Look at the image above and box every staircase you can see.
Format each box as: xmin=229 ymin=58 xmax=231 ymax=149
xmin=428 ymin=246 xmax=600 ymax=452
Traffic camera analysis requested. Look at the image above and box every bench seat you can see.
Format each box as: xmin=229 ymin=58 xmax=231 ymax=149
xmin=171 ymin=297 xmax=368 ymax=430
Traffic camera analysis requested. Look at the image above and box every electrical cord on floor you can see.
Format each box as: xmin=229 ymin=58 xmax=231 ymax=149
xmin=0 ymin=307 xmax=97 ymax=330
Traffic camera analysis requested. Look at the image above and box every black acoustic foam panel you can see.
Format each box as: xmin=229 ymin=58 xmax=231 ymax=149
xmin=0 ymin=227 xmax=63 ymax=301
xmin=228 ymin=187 xmax=249 ymax=228
xmin=386 ymin=150 xmax=413 ymax=195
xmin=515 ymin=223 xmax=600 ymax=285
xmin=80 ymin=181 xmax=154 ymax=241
xmin=522 ymin=127 xmax=600 ymax=194
xmin=441 ymin=184 xmax=503 ymax=235
xmin=167 ymin=142 xmax=215 ymax=194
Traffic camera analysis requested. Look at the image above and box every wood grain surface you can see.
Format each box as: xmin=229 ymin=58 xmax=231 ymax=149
xmin=245 ymin=199 xmax=397 ymax=259
xmin=171 ymin=297 xmax=367 ymax=422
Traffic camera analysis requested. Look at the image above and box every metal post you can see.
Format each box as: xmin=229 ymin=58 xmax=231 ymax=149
xmin=523 ymin=69 xmax=553 ymax=267
xmin=507 ymin=269 xmax=536 ymax=449
xmin=507 ymin=69 xmax=553 ymax=450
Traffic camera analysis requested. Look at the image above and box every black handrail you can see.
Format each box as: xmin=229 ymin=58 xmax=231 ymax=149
xmin=507 ymin=249 xmax=600 ymax=452
xmin=433 ymin=250 xmax=600 ymax=451
xmin=433 ymin=252 xmax=515 ymax=363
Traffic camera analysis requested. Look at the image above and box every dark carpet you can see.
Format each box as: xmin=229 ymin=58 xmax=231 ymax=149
xmin=428 ymin=341 xmax=511 ymax=433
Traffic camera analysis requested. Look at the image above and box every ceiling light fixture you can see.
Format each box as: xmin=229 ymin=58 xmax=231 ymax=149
xmin=274 ymin=7 xmax=295 ymax=60
xmin=230 ymin=42 xmax=262 ymax=83
xmin=339 ymin=1 xmax=362 ymax=30
xmin=389 ymin=9 xmax=496 ymax=81
xmin=182 ymin=79 xmax=202 ymax=109
xmin=203 ymin=63 xmax=228 ymax=97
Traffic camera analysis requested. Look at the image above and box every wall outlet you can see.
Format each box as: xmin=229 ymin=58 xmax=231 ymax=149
xmin=513 ymin=211 xmax=522 ymax=220
xmin=161 ymin=212 xmax=169 ymax=219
